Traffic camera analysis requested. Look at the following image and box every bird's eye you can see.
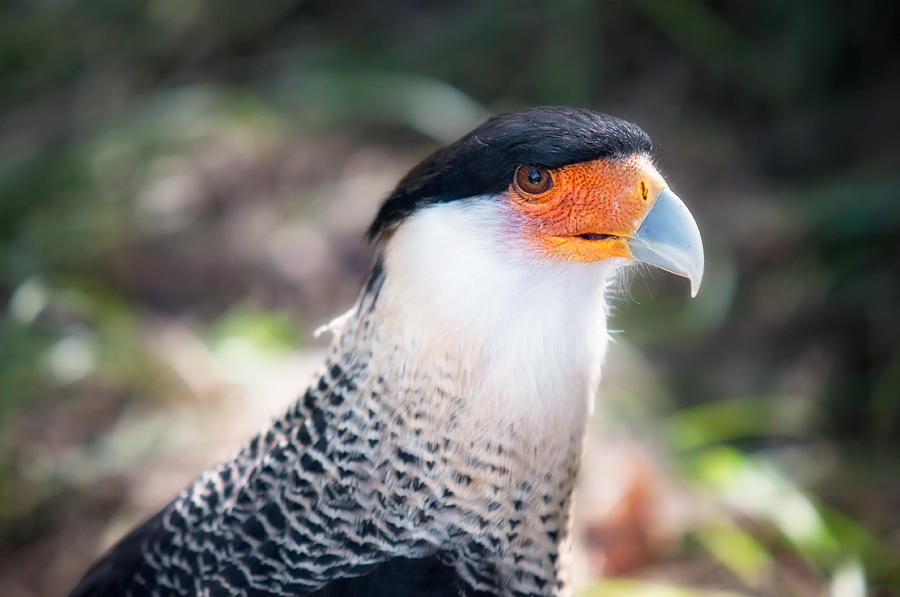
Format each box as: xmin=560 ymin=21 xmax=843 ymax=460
xmin=515 ymin=165 xmax=553 ymax=197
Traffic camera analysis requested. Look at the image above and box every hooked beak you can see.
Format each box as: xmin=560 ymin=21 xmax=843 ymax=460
xmin=511 ymin=154 xmax=704 ymax=296
xmin=628 ymin=188 xmax=704 ymax=297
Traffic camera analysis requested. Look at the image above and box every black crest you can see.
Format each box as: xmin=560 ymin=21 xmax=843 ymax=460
xmin=368 ymin=106 xmax=652 ymax=242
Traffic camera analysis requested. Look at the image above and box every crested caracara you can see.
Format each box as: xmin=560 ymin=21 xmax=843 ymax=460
xmin=70 ymin=106 xmax=703 ymax=597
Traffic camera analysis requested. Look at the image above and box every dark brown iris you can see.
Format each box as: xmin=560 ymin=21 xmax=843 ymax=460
xmin=515 ymin=165 xmax=553 ymax=196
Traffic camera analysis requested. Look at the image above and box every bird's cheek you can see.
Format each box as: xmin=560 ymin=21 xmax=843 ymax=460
xmin=510 ymin=196 xmax=639 ymax=262
xmin=539 ymin=235 xmax=633 ymax=262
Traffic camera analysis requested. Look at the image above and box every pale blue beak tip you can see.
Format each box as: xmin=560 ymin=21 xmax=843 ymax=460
xmin=628 ymin=188 xmax=704 ymax=298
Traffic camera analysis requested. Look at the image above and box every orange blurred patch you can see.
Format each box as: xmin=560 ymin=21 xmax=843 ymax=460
xmin=583 ymin=456 xmax=663 ymax=576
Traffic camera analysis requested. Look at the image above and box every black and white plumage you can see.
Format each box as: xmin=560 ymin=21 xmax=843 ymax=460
xmin=70 ymin=107 xmax=703 ymax=597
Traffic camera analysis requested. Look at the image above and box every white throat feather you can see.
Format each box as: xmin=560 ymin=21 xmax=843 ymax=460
xmin=348 ymin=197 xmax=620 ymax=442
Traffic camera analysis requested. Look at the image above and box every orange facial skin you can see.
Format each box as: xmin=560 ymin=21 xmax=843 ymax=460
xmin=504 ymin=154 xmax=669 ymax=262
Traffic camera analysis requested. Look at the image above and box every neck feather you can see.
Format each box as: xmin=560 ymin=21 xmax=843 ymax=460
xmin=330 ymin=198 xmax=617 ymax=455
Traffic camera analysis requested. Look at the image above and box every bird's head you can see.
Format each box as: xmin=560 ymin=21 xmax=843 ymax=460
xmin=369 ymin=106 xmax=704 ymax=297
xmin=354 ymin=107 xmax=704 ymax=431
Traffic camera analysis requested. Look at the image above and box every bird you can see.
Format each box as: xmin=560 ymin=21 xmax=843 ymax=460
xmin=69 ymin=106 xmax=703 ymax=597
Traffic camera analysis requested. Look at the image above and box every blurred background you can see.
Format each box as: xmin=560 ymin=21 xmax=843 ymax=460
xmin=1 ymin=1 xmax=898 ymax=595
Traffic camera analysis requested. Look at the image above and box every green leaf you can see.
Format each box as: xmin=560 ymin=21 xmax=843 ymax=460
xmin=692 ymin=519 xmax=773 ymax=586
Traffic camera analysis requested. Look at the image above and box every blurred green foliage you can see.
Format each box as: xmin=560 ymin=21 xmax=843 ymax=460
xmin=1 ymin=0 xmax=898 ymax=595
